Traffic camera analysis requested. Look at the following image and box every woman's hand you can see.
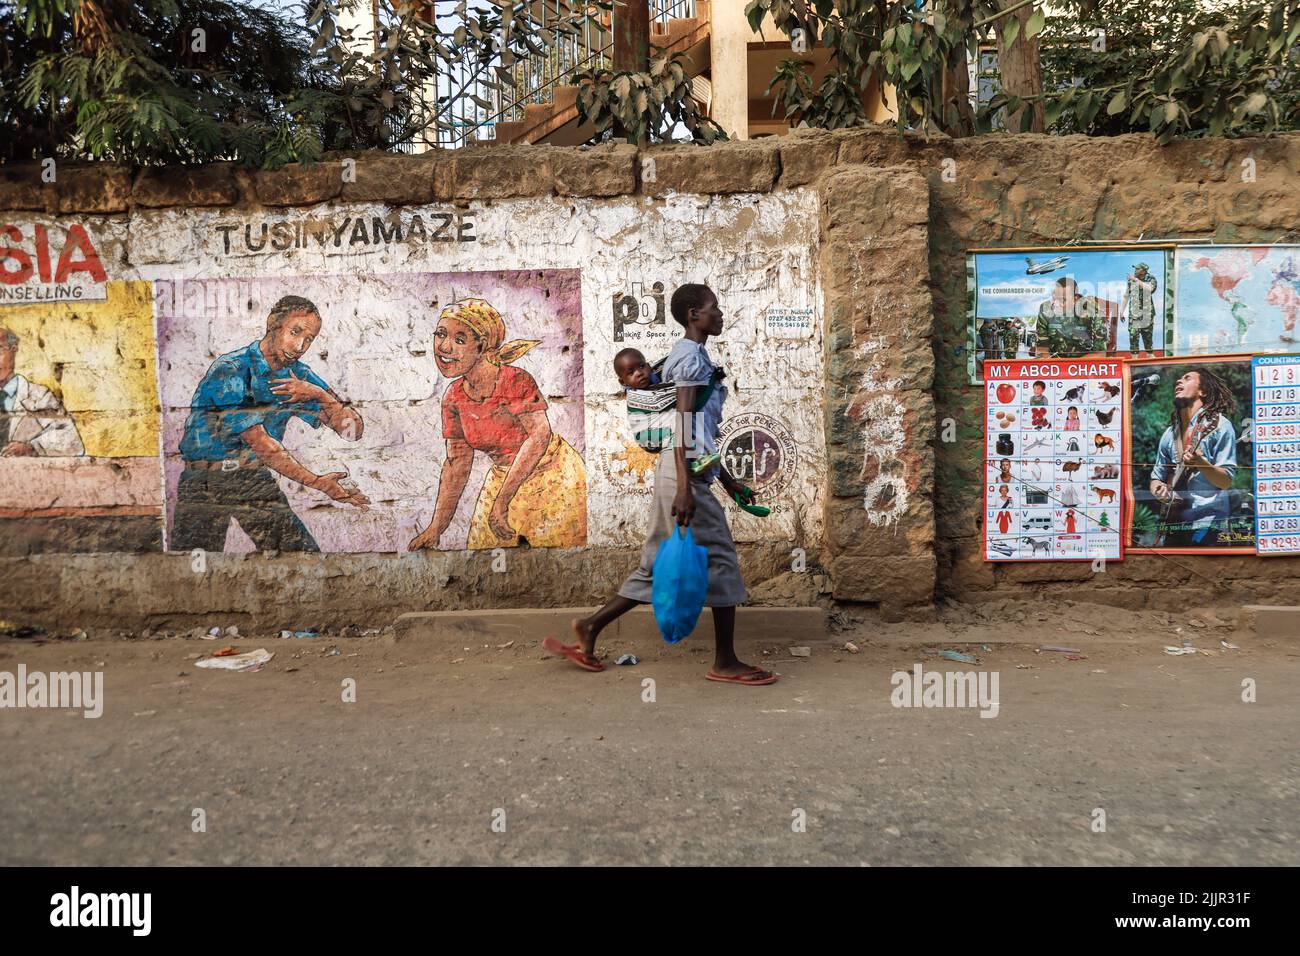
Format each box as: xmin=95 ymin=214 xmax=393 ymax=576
xmin=672 ymin=483 xmax=695 ymax=526
xmin=408 ymin=530 xmax=437 ymax=551
xmin=720 ymin=471 xmax=754 ymax=505
xmin=489 ymin=502 xmax=516 ymax=540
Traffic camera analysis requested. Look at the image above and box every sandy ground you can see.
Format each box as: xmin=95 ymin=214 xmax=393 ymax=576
xmin=0 ymin=601 xmax=1296 ymax=866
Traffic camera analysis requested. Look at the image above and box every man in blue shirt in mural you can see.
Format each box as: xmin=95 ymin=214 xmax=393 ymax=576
xmin=1149 ymin=367 xmax=1238 ymax=547
xmin=171 ymin=295 xmax=368 ymax=552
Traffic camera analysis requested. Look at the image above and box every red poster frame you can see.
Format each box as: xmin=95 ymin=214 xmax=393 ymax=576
xmin=983 ymin=357 xmax=1126 ymax=563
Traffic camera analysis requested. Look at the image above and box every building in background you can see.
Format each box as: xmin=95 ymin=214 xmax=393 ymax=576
xmin=337 ymin=0 xmax=896 ymax=148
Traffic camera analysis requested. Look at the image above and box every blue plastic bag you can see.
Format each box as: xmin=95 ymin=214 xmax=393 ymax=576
xmin=652 ymin=526 xmax=709 ymax=644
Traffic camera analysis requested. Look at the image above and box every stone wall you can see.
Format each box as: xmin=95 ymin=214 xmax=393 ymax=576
xmin=920 ymin=133 xmax=1300 ymax=608
xmin=3 ymin=129 xmax=1298 ymax=630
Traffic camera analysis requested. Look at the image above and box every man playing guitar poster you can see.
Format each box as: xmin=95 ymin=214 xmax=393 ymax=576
xmin=1149 ymin=368 xmax=1238 ymax=547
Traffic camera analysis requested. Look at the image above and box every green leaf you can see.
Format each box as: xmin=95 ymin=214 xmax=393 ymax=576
xmin=1026 ymin=9 xmax=1046 ymax=40
xmin=1106 ymin=91 xmax=1127 ymax=115
xmin=1002 ymin=16 xmax=1021 ymax=52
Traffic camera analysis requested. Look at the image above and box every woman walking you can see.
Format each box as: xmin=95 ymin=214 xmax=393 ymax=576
xmin=544 ymin=283 xmax=776 ymax=685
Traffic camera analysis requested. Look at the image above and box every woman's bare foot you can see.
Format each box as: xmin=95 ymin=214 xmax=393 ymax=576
xmin=571 ymin=617 xmax=597 ymax=656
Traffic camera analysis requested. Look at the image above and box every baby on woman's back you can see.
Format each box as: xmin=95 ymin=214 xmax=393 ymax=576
xmin=613 ymin=347 xmax=659 ymax=389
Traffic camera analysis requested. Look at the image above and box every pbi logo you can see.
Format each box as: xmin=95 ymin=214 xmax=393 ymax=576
xmin=612 ymin=281 xmax=666 ymax=343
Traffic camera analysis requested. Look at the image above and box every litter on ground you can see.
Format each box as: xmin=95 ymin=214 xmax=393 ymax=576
xmin=196 ymin=648 xmax=274 ymax=672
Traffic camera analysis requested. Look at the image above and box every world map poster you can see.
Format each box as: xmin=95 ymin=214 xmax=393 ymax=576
xmin=1173 ymin=245 xmax=1300 ymax=355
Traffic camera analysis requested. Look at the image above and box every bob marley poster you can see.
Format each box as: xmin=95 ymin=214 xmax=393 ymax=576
xmin=1124 ymin=355 xmax=1256 ymax=554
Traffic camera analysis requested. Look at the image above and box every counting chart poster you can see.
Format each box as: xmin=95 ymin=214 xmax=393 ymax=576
xmin=983 ymin=358 xmax=1125 ymax=563
xmin=1123 ymin=354 xmax=1256 ymax=555
xmin=1252 ymin=355 xmax=1300 ymax=556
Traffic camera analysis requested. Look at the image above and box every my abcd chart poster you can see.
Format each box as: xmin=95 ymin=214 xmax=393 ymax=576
xmin=984 ymin=359 xmax=1125 ymax=562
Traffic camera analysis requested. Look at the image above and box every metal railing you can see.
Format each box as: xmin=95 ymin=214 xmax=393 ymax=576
xmin=430 ymin=0 xmax=699 ymax=148
xmin=651 ymin=0 xmax=696 ymax=31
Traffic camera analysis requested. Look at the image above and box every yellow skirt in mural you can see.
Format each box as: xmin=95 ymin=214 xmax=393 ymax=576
xmin=466 ymin=433 xmax=588 ymax=549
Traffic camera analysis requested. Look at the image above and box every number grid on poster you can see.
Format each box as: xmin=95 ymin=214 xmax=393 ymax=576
xmin=983 ymin=359 xmax=1125 ymax=562
xmin=1252 ymin=355 xmax=1300 ymax=555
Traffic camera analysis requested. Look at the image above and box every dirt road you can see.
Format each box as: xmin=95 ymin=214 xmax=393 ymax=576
xmin=1 ymin=603 xmax=1295 ymax=865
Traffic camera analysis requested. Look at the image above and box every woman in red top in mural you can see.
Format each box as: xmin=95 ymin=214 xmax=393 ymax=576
xmin=408 ymin=298 xmax=587 ymax=551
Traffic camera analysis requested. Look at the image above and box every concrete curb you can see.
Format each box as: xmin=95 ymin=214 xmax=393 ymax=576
xmin=393 ymin=606 xmax=828 ymax=646
xmin=1240 ymin=605 xmax=1300 ymax=640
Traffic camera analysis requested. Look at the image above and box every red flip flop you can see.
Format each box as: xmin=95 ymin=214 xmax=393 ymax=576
xmin=706 ymin=666 xmax=777 ymax=686
xmin=542 ymin=635 xmax=605 ymax=672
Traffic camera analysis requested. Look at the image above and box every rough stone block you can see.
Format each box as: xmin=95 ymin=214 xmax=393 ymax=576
xmin=829 ymin=553 xmax=936 ymax=606
xmin=450 ymin=145 xmax=554 ymax=199
xmin=553 ymin=144 xmax=636 ymax=197
xmin=134 ymin=164 xmax=239 ymax=208
xmin=56 ymin=166 xmax=132 ymax=213
xmin=0 ymin=164 xmax=50 ymax=211
xmin=644 ymin=139 xmax=779 ymax=196
xmin=778 ymin=130 xmax=839 ymax=188
xmin=254 ymin=162 xmax=344 ymax=206
xmin=341 ymin=153 xmax=450 ymax=205
xmin=1240 ymin=605 xmax=1300 ymax=640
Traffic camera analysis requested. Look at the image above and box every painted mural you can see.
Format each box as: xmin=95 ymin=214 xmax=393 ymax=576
xmin=156 ymin=270 xmax=585 ymax=553
xmin=407 ymin=297 xmax=587 ymax=551
xmin=1 ymin=219 xmax=163 ymax=554
xmin=2 ymin=191 xmax=825 ymax=557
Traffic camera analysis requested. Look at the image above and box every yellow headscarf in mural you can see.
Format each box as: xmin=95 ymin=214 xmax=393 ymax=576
xmin=440 ymin=298 xmax=540 ymax=367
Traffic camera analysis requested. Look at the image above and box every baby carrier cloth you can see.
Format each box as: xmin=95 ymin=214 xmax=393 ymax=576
xmin=625 ymin=355 xmax=725 ymax=453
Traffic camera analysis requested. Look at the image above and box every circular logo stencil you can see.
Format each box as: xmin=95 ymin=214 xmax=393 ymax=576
xmin=717 ymin=413 xmax=797 ymax=498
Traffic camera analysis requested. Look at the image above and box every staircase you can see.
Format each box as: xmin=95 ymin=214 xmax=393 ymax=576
xmin=482 ymin=1 xmax=712 ymax=146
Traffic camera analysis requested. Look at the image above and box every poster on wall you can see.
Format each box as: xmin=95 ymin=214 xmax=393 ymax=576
xmin=155 ymin=269 xmax=586 ymax=554
xmin=1173 ymin=245 xmax=1300 ymax=356
xmin=1124 ymin=354 xmax=1256 ymax=554
xmin=983 ymin=358 xmax=1124 ymax=562
xmin=1 ymin=219 xmax=164 ymax=553
xmin=967 ymin=246 xmax=1172 ymax=383
xmin=1252 ymin=355 xmax=1300 ymax=555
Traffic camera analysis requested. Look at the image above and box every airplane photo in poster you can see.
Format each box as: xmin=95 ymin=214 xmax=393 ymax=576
xmin=967 ymin=247 xmax=1172 ymax=383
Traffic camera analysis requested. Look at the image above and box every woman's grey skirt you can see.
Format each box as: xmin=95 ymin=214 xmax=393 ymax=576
xmin=618 ymin=453 xmax=748 ymax=607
